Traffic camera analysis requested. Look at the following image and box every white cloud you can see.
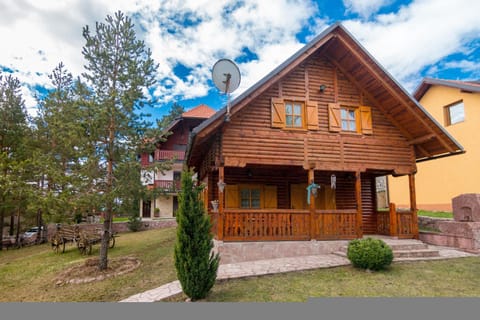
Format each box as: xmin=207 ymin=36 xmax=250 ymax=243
xmin=343 ymin=0 xmax=392 ymax=19
xmin=343 ymin=0 xmax=480 ymax=89
xmin=2 ymin=0 xmax=480 ymax=114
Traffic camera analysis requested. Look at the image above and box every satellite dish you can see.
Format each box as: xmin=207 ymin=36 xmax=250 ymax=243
xmin=212 ymin=59 xmax=241 ymax=121
xmin=212 ymin=59 xmax=241 ymax=94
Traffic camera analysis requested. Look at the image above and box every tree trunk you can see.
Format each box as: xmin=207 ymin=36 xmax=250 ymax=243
xmin=0 ymin=206 xmax=4 ymax=251
xmin=9 ymin=212 xmax=14 ymax=236
xmin=99 ymin=117 xmax=115 ymax=271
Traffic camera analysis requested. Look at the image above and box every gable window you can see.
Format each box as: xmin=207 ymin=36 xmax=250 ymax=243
xmin=328 ymin=103 xmax=373 ymax=135
xmin=340 ymin=107 xmax=357 ymax=132
xmin=285 ymin=101 xmax=304 ymax=128
xmin=271 ymin=98 xmax=318 ymax=130
xmin=445 ymin=101 xmax=465 ymax=126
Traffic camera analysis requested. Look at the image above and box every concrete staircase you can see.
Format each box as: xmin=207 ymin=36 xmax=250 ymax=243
xmin=334 ymin=238 xmax=441 ymax=261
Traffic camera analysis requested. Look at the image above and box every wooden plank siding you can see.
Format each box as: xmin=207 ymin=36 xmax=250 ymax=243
xmin=221 ymin=53 xmax=415 ymax=175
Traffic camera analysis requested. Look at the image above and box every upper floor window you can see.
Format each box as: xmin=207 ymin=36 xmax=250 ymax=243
xmin=285 ymin=101 xmax=304 ymax=128
xmin=340 ymin=107 xmax=357 ymax=132
xmin=444 ymin=101 xmax=465 ymax=126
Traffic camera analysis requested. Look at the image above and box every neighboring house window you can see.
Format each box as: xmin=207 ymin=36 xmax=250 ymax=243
xmin=445 ymin=101 xmax=465 ymax=126
xmin=148 ymin=153 xmax=154 ymax=163
xmin=240 ymin=187 xmax=261 ymax=208
xmin=328 ymin=103 xmax=373 ymax=135
xmin=285 ymin=101 xmax=304 ymax=128
xmin=340 ymin=107 xmax=357 ymax=132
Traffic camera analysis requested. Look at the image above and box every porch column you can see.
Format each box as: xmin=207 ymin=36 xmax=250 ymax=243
xmin=409 ymin=173 xmax=419 ymax=239
xmin=389 ymin=202 xmax=398 ymax=237
xmin=308 ymin=169 xmax=315 ymax=240
xmin=217 ymin=166 xmax=225 ymax=240
xmin=355 ymin=171 xmax=363 ymax=238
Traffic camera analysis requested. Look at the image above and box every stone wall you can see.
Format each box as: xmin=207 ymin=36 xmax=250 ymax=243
xmin=46 ymin=219 xmax=177 ymax=240
xmin=418 ymin=216 xmax=480 ymax=253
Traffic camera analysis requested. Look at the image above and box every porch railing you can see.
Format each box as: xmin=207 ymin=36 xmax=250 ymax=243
xmin=213 ymin=209 xmax=357 ymax=242
xmin=376 ymin=203 xmax=417 ymax=239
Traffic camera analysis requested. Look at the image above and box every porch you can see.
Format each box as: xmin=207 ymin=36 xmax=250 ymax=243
xmin=204 ymin=165 xmax=418 ymax=242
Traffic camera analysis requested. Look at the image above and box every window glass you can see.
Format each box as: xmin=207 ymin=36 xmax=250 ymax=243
xmin=285 ymin=101 xmax=304 ymax=128
xmin=340 ymin=107 xmax=357 ymax=132
xmin=447 ymin=102 xmax=465 ymax=125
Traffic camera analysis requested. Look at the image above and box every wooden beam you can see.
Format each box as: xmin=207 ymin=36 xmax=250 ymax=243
xmin=407 ymin=134 xmax=436 ymax=146
xmin=217 ymin=166 xmax=225 ymax=240
xmin=355 ymin=171 xmax=363 ymax=238
xmin=389 ymin=202 xmax=398 ymax=237
xmin=308 ymin=168 xmax=315 ymax=240
xmin=409 ymin=173 xmax=419 ymax=239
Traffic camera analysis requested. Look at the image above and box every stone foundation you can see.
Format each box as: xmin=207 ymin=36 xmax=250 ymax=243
xmin=213 ymin=240 xmax=349 ymax=264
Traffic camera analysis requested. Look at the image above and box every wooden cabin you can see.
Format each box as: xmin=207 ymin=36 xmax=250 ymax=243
xmin=185 ymin=23 xmax=463 ymax=242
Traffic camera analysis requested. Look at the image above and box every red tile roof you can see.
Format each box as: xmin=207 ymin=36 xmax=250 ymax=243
xmin=182 ymin=104 xmax=216 ymax=119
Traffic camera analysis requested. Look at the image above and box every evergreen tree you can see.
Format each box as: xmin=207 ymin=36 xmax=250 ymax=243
xmin=174 ymin=169 xmax=220 ymax=300
xmin=81 ymin=11 xmax=158 ymax=270
xmin=0 ymin=73 xmax=30 ymax=246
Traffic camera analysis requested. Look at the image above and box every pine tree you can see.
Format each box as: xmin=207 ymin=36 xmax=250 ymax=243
xmin=174 ymin=169 xmax=220 ymax=301
xmin=81 ymin=11 xmax=158 ymax=270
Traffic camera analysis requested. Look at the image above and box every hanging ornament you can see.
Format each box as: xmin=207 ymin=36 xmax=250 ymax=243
xmin=331 ymin=174 xmax=336 ymax=189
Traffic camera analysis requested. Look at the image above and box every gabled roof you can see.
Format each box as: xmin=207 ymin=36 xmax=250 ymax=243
xmin=186 ymin=22 xmax=464 ymax=166
xmin=182 ymin=104 xmax=216 ymax=119
xmin=414 ymin=78 xmax=480 ymax=101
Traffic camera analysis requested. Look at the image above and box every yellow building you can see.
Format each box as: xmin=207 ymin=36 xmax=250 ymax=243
xmin=388 ymin=78 xmax=480 ymax=211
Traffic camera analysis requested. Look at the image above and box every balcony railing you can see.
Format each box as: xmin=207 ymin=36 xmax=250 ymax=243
xmin=154 ymin=180 xmax=181 ymax=192
xmin=155 ymin=150 xmax=185 ymax=161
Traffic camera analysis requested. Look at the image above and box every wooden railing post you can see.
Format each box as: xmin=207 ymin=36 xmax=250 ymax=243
xmin=218 ymin=166 xmax=224 ymax=240
xmin=389 ymin=202 xmax=397 ymax=237
xmin=409 ymin=173 xmax=419 ymax=239
xmin=308 ymin=169 xmax=315 ymax=240
xmin=355 ymin=171 xmax=363 ymax=238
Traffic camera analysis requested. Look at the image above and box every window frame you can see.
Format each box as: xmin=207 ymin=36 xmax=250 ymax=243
xmin=284 ymin=100 xmax=305 ymax=129
xmin=444 ymin=100 xmax=465 ymax=126
xmin=239 ymin=186 xmax=262 ymax=209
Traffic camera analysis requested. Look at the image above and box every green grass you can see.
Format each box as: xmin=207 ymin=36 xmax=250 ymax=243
xmin=0 ymin=227 xmax=177 ymax=302
xmin=166 ymin=257 xmax=480 ymax=302
xmin=417 ymin=210 xmax=453 ymax=219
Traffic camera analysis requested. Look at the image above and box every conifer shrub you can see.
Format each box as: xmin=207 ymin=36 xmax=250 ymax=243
xmin=174 ymin=169 xmax=220 ymax=300
xmin=347 ymin=237 xmax=393 ymax=271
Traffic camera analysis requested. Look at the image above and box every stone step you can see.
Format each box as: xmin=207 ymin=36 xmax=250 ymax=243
xmin=334 ymin=242 xmax=441 ymax=260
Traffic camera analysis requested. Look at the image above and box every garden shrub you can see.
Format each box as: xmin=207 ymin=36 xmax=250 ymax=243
xmin=347 ymin=237 xmax=393 ymax=271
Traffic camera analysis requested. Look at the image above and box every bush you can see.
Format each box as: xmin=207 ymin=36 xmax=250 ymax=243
xmin=127 ymin=213 xmax=142 ymax=232
xmin=347 ymin=238 xmax=393 ymax=271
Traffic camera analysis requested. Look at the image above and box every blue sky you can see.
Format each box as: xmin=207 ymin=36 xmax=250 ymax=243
xmin=1 ymin=0 xmax=480 ymax=123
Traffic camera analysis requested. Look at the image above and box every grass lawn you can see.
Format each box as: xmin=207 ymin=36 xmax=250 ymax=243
xmin=166 ymin=257 xmax=480 ymax=302
xmin=0 ymin=227 xmax=177 ymax=302
xmin=417 ymin=210 xmax=453 ymax=219
xmin=2 ymin=226 xmax=480 ymax=302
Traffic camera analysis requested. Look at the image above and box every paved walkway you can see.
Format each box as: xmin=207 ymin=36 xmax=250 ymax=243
xmin=119 ymin=244 xmax=476 ymax=303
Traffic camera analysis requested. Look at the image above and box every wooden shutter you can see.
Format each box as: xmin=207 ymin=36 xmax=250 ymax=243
xmin=328 ymin=103 xmax=341 ymax=132
xmin=290 ymin=183 xmax=308 ymax=209
xmin=225 ymin=185 xmax=239 ymax=209
xmin=263 ymin=185 xmax=278 ymax=209
xmin=306 ymin=101 xmax=319 ymax=130
xmin=271 ymin=98 xmax=285 ymax=128
xmin=360 ymin=106 xmax=373 ymax=135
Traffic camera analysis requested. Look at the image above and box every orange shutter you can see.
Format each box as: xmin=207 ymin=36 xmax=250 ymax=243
xmin=328 ymin=103 xmax=341 ymax=132
xmin=360 ymin=106 xmax=373 ymax=135
xmin=225 ymin=185 xmax=239 ymax=209
xmin=271 ymin=98 xmax=285 ymax=128
xmin=306 ymin=101 xmax=319 ymax=130
xmin=263 ymin=185 xmax=278 ymax=209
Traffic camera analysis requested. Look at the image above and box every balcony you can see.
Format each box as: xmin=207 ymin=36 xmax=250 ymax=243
xmin=155 ymin=150 xmax=185 ymax=161
xmin=154 ymin=180 xmax=181 ymax=192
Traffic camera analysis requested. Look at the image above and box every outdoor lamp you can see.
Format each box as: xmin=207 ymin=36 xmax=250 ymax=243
xmin=217 ymin=180 xmax=226 ymax=193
